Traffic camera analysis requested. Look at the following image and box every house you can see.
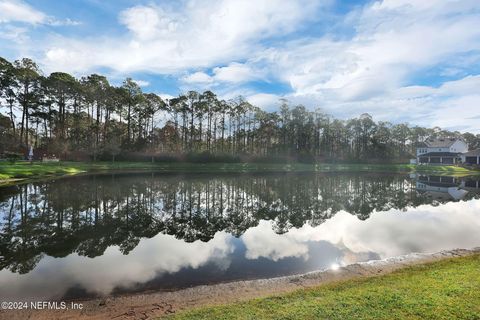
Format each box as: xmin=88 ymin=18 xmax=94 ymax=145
xmin=416 ymin=137 xmax=468 ymax=165
xmin=415 ymin=175 xmax=468 ymax=201
xmin=460 ymin=149 xmax=480 ymax=165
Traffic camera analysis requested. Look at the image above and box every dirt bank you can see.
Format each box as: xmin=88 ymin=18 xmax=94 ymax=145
xmin=1 ymin=247 xmax=479 ymax=320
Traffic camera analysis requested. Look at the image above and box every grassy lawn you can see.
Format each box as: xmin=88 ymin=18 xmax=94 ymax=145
xmin=169 ymin=254 xmax=480 ymax=320
xmin=0 ymin=161 xmax=478 ymax=183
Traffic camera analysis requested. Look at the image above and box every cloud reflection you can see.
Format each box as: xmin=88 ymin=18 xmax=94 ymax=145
xmin=242 ymin=199 xmax=480 ymax=261
xmin=0 ymin=232 xmax=233 ymax=300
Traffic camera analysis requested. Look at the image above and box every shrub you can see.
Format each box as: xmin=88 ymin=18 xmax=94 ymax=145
xmin=249 ymin=155 xmax=291 ymax=164
xmin=296 ymin=152 xmax=316 ymax=164
xmin=185 ymin=151 xmax=241 ymax=163
xmin=4 ymin=151 xmax=24 ymax=164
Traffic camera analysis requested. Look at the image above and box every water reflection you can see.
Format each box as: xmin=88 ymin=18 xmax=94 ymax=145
xmin=0 ymin=172 xmax=479 ymax=300
xmin=415 ymin=174 xmax=479 ymax=201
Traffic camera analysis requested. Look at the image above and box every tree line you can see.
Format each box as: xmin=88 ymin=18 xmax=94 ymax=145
xmin=1 ymin=56 xmax=479 ymax=163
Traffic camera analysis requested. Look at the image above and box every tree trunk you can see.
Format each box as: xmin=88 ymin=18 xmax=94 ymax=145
xmin=127 ymin=101 xmax=131 ymax=143
xmin=8 ymin=100 xmax=15 ymax=138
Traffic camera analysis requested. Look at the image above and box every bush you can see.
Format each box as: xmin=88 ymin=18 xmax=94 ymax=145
xmin=248 ymin=153 xmax=318 ymax=164
xmin=296 ymin=152 xmax=316 ymax=164
xmin=4 ymin=151 xmax=24 ymax=164
xmin=154 ymin=154 xmax=181 ymax=162
xmin=249 ymin=155 xmax=291 ymax=164
xmin=185 ymin=151 xmax=241 ymax=163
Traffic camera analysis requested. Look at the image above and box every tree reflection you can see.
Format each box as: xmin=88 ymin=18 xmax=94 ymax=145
xmin=1 ymin=173 xmax=479 ymax=274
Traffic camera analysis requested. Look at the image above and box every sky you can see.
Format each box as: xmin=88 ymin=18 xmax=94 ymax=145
xmin=1 ymin=0 xmax=480 ymax=132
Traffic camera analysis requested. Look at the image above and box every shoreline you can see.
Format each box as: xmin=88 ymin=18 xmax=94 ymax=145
xmin=1 ymin=161 xmax=478 ymax=186
xmin=2 ymin=247 xmax=479 ymax=320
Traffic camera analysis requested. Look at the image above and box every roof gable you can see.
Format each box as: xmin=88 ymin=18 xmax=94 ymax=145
xmin=424 ymin=137 xmax=463 ymax=148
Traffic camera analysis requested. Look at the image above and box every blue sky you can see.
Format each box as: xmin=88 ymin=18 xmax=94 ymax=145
xmin=1 ymin=0 xmax=480 ymax=132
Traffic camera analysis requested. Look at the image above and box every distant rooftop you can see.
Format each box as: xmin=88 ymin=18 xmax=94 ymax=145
xmin=424 ymin=137 xmax=463 ymax=148
xmin=462 ymin=149 xmax=480 ymax=156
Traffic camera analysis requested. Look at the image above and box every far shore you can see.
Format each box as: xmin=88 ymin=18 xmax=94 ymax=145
xmin=1 ymin=161 xmax=479 ymax=186
xmin=1 ymin=248 xmax=478 ymax=320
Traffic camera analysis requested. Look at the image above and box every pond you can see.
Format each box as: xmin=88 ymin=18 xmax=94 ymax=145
xmin=0 ymin=172 xmax=479 ymax=301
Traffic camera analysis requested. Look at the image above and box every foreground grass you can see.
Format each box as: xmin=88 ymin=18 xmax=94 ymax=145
xmin=0 ymin=161 xmax=478 ymax=183
xmin=170 ymin=254 xmax=480 ymax=320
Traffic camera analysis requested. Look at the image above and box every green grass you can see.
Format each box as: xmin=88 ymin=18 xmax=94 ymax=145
xmin=0 ymin=161 xmax=478 ymax=183
xmin=169 ymin=254 xmax=480 ymax=320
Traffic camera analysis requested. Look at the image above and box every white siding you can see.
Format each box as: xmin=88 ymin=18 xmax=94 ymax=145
xmin=417 ymin=148 xmax=428 ymax=155
xmin=449 ymin=140 xmax=468 ymax=153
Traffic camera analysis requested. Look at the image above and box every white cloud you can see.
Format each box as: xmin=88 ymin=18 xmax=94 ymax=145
xmin=158 ymin=93 xmax=175 ymax=101
xmin=0 ymin=1 xmax=80 ymax=26
xmin=0 ymin=0 xmax=46 ymax=24
xmin=247 ymin=93 xmax=280 ymax=110
xmin=47 ymin=17 xmax=81 ymax=27
xmin=266 ymin=0 xmax=480 ymax=101
xmin=39 ymin=0 xmax=323 ymax=74
xmin=119 ymin=5 xmax=177 ymax=40
xmin=181 ymin=62 xmax=263 ymax=88
xmin=133 ymin=79 xmax=150 ymax=87
xmin=182 ymin=71 xmax=213 ymax=84
xmin=0 ymin=0 xmax=80 ymax=52
xmin=0 ymin=24 xmax=29 ymax=43
xmin=213 ymin=62 xmax=262 ymax=83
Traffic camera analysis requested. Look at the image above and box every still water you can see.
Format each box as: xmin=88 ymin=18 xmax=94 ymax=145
xmin=0 ymin=172 xmax=479 ymax=300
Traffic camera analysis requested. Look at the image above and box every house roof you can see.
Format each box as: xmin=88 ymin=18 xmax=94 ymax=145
xmin=419 ymin=152 xmax=461 ymax=157
xmin=462 ymin=149 xmax=480 ymax=156
xmin=423 ymin=137 xmax=463 ymax=148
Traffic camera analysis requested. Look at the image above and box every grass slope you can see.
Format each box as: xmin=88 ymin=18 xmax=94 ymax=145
xmin=0 ymin=161 xmax=478 ymax=183
xmin=170 ymin=254 xmax=480 ymax=320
